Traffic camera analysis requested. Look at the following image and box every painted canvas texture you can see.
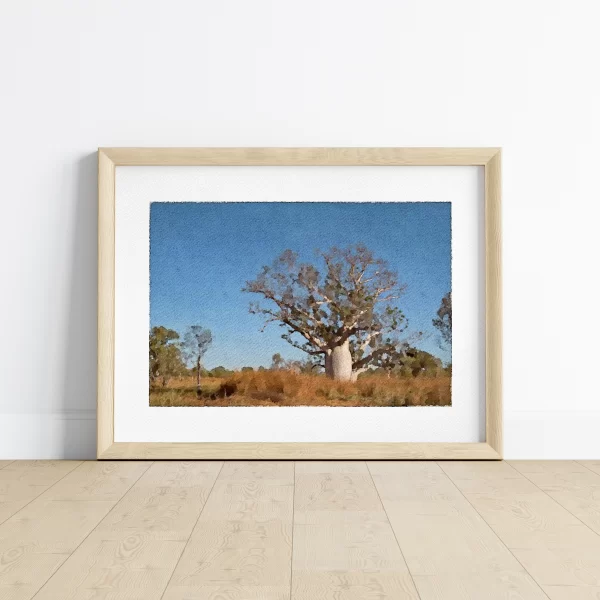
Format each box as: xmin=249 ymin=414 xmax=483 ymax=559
xmin=149 ymin=202 xmax=452 ymax=407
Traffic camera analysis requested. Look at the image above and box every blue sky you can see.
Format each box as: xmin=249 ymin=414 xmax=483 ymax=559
xmin=150 ymin=202 xmax=451 ymax=368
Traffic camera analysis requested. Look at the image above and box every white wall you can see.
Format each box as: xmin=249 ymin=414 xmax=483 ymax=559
xmin=1 ymin=0 xmax=598 ymax=459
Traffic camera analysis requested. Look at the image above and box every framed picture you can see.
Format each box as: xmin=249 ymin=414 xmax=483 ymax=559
xmin=98 ymin=148 xmax=501 ymax=459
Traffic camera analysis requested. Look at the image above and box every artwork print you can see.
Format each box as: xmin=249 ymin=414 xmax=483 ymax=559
xmin=149 ymin=202 xmax=452 ymax=408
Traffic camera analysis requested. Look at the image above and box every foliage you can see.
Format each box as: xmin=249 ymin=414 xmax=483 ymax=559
xmin=181 ymin=325 xmax=213 ymax=369
xmin=270 ymin=352 xmax=321 ymax=374
xmin=393 ymin=348 xmax=442 ymax=377
xmin=294 ymin=356 xmax=324 ymax=374
xmin=271 ymin=353 xmax=285 ymax=370
xmin=150 ymin=324 xmax=212 ymax=391
xmin=149 ymin=369 xmax=451 ymax=407
xmin=433 ymin=292 xmax=452 ymax=348
xmin=244 ymin=244 xmax=415 ymax=376
xmin=209 ymin=365 xmax=234 ymax=378
xmin=149 ymin=326 xmax=184 ymax=386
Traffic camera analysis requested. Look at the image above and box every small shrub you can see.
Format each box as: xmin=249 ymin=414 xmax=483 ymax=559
xmin=218 ymin=380 xmax=238 ymax=397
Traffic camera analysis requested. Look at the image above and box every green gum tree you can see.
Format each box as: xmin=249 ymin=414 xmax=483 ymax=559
xmin=182 ymin=326 xmax=213 ymax=396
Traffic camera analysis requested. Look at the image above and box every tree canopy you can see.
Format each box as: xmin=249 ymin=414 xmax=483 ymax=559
xmin=244 ymin=244 xmax=417 ymax=379
xmin=433 ymin=292 xmax=452 ymax=348
xmin=182 ymin=326 xmax=213 ymax=367
xmin=149 ymin=326 xmax=183 ymax=386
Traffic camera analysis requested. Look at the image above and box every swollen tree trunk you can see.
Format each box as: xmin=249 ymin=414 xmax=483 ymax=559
xmin=325 ymin=351 xmax=333 ymax=378
xmin=324 ymin=340 xmax=353 ymax=381
xmin=196 ymin=357 xmax=202 ymax=397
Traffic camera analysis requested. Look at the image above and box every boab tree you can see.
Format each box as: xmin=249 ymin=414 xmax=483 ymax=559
xmin=182 ymin=325 xmax=213 ymax=396
xmin=243 ymin=245 xmax=413 ymax=381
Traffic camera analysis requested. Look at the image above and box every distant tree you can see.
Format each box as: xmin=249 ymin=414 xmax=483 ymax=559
xmin=298 ymin=356 xmax=323 ymax=374
xmin=182 ymin=326 xmax=213 ymax=396
xmin=404 ymin=348 xmax=442 ymax=377
xmin=258 ymin=365 xmax=266 ymax=371
xmin=433 ymin=292 xmax=452 ymax=348
xmin=241 ymin=366 xmax=254 ymax=372
xmin=149 ymin=326 xmax=184 ymax=387
xmin=271 ymin=353 xmax=285 ymax=370
xmin=287 ymin=359 xmax=308 ymax=373
xmin=368 ymin=346 xmax=442 ymax=378
xmin=372 ymin=343 xmax=411 ymax=378
xmin=210 ymin=365 xmax=234 ymax=378
xmin=270 ymin=355 xmax=322 ymax=374
xmin=244 ymin=245 xmax=411 ymax=381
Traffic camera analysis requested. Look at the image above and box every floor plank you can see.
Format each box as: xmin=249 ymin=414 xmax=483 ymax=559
xmin=162 ymin=461 xmax=293 ymax=600
xmin=294 ymin=461 xmax=369 ymax=475
xmin=293 ymin=461 xmax=419 ymax=600
xmin=543 ymin=585 xmax=600 ymax=599
xmin=32 ymin=534 xmax=185 ymax=600
xmin=43 ymin=460 xmax=153 ymax=502
xmin=0 ymin=461 xmax=151 ymax=600
xmin=411 ymin=572 xmax=553 ymax=600
xmin=441 ymin=460 xmax=600 ymax=593
xmin=91 ymin=461 xmax=223 ymax=541
xmin=510 ymin=462 xmax=591 ymax=474
xmin=370 ymin=461 xmax=547 ymax=600
xmin=510 ymin=460 xmax=600 ymax=536
xmin=33 ymin=461 xmax=222 ymax=599
xmin=3 ymin=460 xmax=600 ymax=599
xmin=582 ymin=462 xmax=600 ymax=477
xmin=0 ymin=461 xmax=81 ymax=524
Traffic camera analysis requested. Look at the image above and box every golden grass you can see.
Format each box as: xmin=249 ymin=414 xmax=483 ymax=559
xmin=150 ymin=370 xmax=451 ymax=407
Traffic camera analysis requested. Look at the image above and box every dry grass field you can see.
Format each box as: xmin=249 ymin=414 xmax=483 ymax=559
xmin=149 ymin=370 xmax=451 ymax=407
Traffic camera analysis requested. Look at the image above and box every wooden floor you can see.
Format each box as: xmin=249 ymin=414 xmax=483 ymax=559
xmin=1 ymin=461 xmax=600 ymax=599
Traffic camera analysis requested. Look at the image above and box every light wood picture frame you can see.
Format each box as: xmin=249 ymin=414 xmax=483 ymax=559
xmin=98 ymin=148 xmax=502 ymax=460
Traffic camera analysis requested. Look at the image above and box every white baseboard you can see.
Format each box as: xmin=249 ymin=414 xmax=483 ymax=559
xmin=0 ymin=410 xmax=598 ymax=460
xmin=504 ymin=410 xmax=600 ymax=459
xmin=0 ymin=411 xmax=97 ymax=460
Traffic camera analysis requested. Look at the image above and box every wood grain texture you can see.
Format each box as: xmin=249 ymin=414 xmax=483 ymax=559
xmin=542 ymin=585 xmax=600 ymax=599
xmin=293 ymin=462 xmax=419 ymax=599
xmin=510 ymin=460 xmax=600 ymax=535
xmin=97 ymin=148 xmax=116 ymax=458
xmin=0 ymin=461 xmax=150 ymax=600
xmin=98 ymin=442 xmax=501 ymax=460
xmin=43 ymin=460 xmax=153 ymax=502
xmin=441 ymin=460 xmax=600 ymax=592
xmin=370 ymin=461 xmax=547 ymax=599
xmin=409 ymin=573 xmax=550 ymax=600
xmin=4 ymin=461 xmax=600 ymax=599
xmin=162 ymin=461 xmax=293 ymax=600
xmin=33 ymin=462 xmax=221 ymax=600
xmin=100 ymin=147 xmax=500 ymax=166
xmin=0 ymin=461 xmax=81 ymax=524
xmin=295 ymin=461 xmax=369 ymax=475
xmin=34 ymin=534 xmax=185 ymax=600
xmin=485 ymin=150 xmax=503 ymax=457
xmin=513 ymin=461 xmax=591 ymax=474
xmin=583 ymin=462 xmax=600 ymax=476
xmin=97 ymin=147 xmax=502 ymax=461
xmin=92 ymin=461 xmax=223 ymax=541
